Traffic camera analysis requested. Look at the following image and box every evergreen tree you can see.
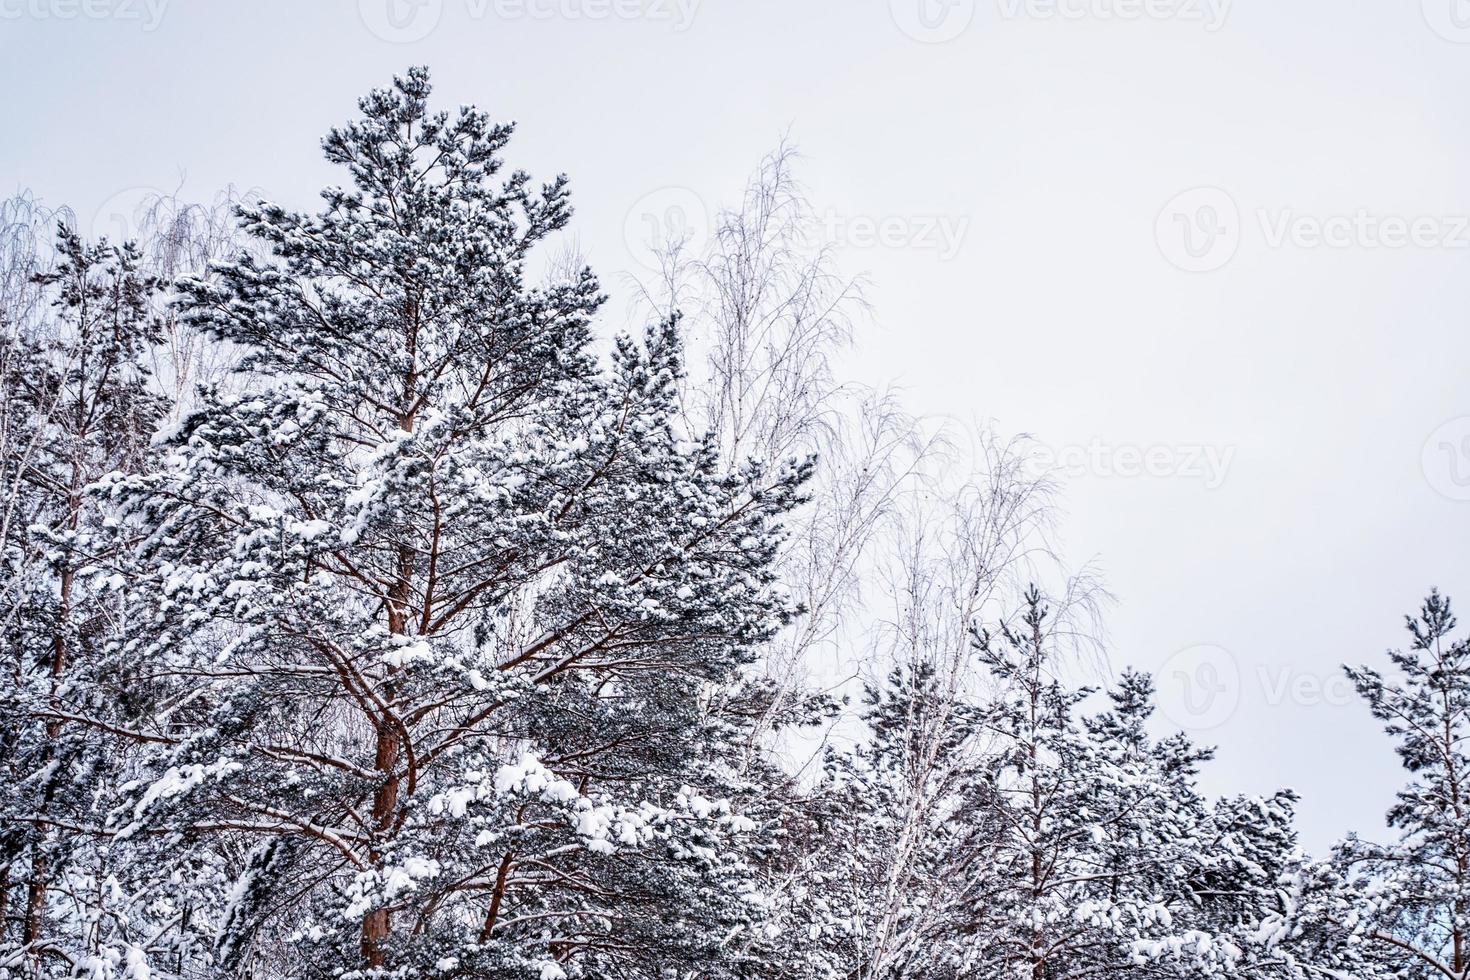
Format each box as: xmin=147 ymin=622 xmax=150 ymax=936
xmin=1303 ymin=589 xmax=1470 ymax=979
xmin=101 ymin=68 xmax=808 ymax=978
xmin=790 ymin=587 xmax=1303 ymax=980
xmin=0 ymin=227 xmax=168 ymax=974
xmin=953 ymin=589 xmax=1299 ymax=979
xmin=0 ymin=65 xmax=1369 ymax=980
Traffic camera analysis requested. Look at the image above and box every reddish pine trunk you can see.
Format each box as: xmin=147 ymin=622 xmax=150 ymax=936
xmin=360 ymin=295 xmax=422 ymax=968
xmin=361 ymin=526 xmax=415 ymax=965
xmin=360 ymin=731 xmax=402 ymax=966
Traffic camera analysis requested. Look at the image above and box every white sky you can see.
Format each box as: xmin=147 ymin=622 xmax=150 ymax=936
xmin=5 ymin=0 xmax=1470 ymax=850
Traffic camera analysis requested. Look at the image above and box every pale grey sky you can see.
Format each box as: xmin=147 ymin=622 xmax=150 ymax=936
xmin=5 ymin=0 xmax=1470 ymax=850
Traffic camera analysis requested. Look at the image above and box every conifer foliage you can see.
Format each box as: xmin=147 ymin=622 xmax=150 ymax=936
xmin=785 ymin=587 xmax=1302 ymax=979
xmin=1281 ymin=591 xmax=1470 ymax=980
xmin=1 ymin=64 xmax=1462 ymax=980
xmin=96 ymin=68 xmax=807 ymax=977
xmin=0 ymin=225 xmax=167 ymax=975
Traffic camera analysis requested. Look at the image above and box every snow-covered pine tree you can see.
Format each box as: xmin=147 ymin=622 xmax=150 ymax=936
xmin=101 ymin=67 xmax=808 ymax=978
xmin=942 ymin=588 xmax=1296 ymax=979
xmin=0 ymin=225 xmax=168 ymax=974
xmin=954 ymin=588 xmax=1158 ymax=978
xmin=1302 ymin=589 xmax=1470 ymax=979
xmin=1081 ymin=672 xmax=1300 ymax=978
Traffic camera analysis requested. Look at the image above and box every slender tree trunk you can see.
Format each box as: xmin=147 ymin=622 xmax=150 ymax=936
xmin=1441 ymin=685 xmax=1465 ymax=975
xmin=23 ymin=503 xmax=75 ymax=952
xmin=362 ymin=313 xmax=419 ymax=966
xmin=22 ymin=851 xmax=47 ymax=952
xmin=0 ymin=861 xmax=10 ymax=942
xmin=360 ymin=746 xmax=400 ymax=965
xmin=361 ymin=544 xmax=411 ymax=967
xmin=1029 ymin=618 xmax=1045 ymax=980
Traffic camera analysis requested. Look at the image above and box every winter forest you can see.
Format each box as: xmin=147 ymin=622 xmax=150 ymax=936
xmin=3 ymin=66 xmax=1470 ymax=979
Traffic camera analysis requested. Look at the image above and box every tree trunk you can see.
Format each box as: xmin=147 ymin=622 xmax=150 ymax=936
xmin=360 ymin=529 xmax=415 ymax=964
xmin=23 ymin=556 xmax=73 ymax=953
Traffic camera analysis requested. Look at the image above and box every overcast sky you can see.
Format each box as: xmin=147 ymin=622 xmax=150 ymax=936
xmin=5 ymin=0 xmax=1470 ymax=850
